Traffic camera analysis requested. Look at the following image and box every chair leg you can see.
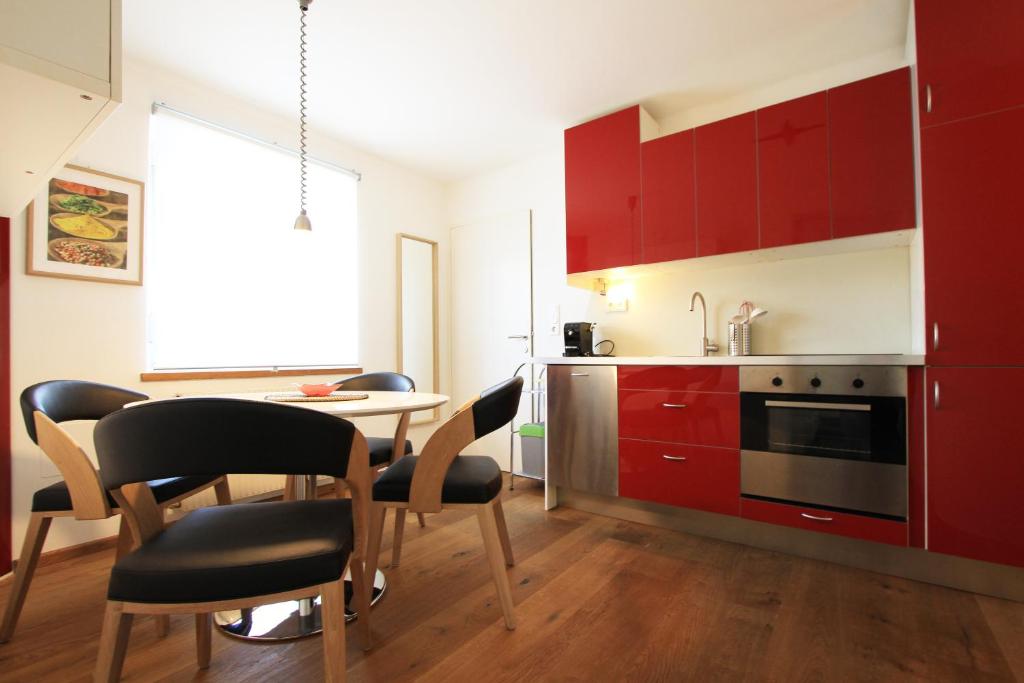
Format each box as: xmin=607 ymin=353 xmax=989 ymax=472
xmin=493 ymin=499 xmax=515 ymax=567
xmin=416 ymin=513 xmax=426 ymax=527
xmin=94 ymin=601 xmax=134 ymax=683
xmin=114 ymin=516 xmax=134 ymax=560
xmin=213 ymin=477 xmax=233 ymax=506
xmin=0 ymin=513 xmax=52 ymax=643
xmin=365 ymin=504 xmax=386 ymax=591
xmin=348 ymin=557 xmax=372 ymax=651
xmin=391 ymin=508 xmax=407 ymax=567
xmin=195 ymin=613 xmax=212 ymax=669
xmin=282 ymin=475 xmax=296 ymax=502
xmin=476 ymin=502 xmax=517 ymax=630
xmin=154 ymin=615 xmax=170 ymax=638
xmin=320 ymin=575 xmax=347 ymax=683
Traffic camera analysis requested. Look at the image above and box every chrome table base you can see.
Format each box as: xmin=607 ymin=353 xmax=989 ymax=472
xmin=214 ymin=567 xmax=386 ymax=640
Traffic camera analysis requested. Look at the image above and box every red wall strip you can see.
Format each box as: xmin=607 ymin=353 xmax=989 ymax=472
xmin=0 ymin=216 xmax=10 ymax=574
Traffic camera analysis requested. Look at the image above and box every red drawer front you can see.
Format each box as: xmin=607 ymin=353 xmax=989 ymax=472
xmin=617 ymin=365 xmax=738 ymax=392
xmin=619 ymin=439 xmax=739 ymax=516
xmin=741 ymin=498 xmax=907 ymax=547
xmin=618 ymin=390 xmax=739 ymax=448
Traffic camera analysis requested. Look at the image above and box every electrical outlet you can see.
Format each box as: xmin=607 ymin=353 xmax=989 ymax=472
xmin=607 ymin=299 xmax=628 ymax=313
xmin=549 ymin=305 xmax=560 ymax=335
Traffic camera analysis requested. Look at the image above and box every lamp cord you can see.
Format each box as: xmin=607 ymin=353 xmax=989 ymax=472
xmin=298 ymin=1 xmax=309 ymax=213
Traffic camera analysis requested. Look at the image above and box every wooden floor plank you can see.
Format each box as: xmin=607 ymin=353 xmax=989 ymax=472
xmin=0 ymin=479 xmax=1021 ymax=682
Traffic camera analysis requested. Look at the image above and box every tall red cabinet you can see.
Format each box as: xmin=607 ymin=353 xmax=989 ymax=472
xmin=564 ymin=106 xmax=644 ymax=273
xmin=917 ymin=0 xmax=1024 ymax=568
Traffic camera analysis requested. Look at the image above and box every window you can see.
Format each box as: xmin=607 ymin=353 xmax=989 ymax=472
xmin=146 ymin=107 xmax=359 ymax=371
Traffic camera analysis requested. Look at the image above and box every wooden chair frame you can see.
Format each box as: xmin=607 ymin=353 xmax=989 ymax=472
xmin=94 ymin=428 xmax=373 ymax=682
xmin=0 ymin=411 xmax=232 ymax=644
xmin=364 ymin=395 xmax=517 ymax=631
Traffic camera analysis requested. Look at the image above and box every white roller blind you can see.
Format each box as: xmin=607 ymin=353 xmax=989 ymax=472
xmin=146 ymin=107 xmax=359 ymax=370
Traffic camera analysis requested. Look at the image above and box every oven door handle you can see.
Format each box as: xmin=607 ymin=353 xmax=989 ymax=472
xmin=764 ymin=400 xmax=871 ymax=412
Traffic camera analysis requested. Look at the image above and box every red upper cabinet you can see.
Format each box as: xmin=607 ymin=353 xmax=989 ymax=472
xmin=829 ymin=68 xmax=916 ymax=238
xmin=757 ymin=92 xmax=830 ymax=248
xmin=922 ymin=106 xmax=1024 ymax=366
xmin=641 ymin=130 xmax=696 ymax=263
xmin=565 ymin=106 xmax=644 ymax=273
xmin=695 ymin=112 xmax=759 ymax=256
xmin=927 ymin=368 xmax=1024 ymax=568
xmin=915 ymin=0 xmax=1024 ymax=128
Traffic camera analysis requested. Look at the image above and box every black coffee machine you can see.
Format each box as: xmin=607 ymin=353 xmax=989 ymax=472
xmin=563 ymin=322 xmax=596 ymax=356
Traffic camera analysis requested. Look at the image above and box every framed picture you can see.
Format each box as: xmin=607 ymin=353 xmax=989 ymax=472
xmin=26 ymin=165 xmax=144 ymax=285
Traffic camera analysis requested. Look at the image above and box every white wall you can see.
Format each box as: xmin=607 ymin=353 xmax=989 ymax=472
xmin=8 ymin=60 xmax=449 ymax=554
xmin=447 ymin=52 xmax=917 ymax=361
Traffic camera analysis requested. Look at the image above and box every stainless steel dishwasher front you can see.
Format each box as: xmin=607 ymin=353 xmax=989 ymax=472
xmin=547 ymin=364 xmax=618 ymax=496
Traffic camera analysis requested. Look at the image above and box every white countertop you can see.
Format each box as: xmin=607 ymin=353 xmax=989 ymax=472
xmin=533 ymin=354 xmax=924 ymax=366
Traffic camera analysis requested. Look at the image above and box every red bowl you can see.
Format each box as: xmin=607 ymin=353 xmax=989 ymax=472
xmin=298 ymin=383 xmax=336 ymax=397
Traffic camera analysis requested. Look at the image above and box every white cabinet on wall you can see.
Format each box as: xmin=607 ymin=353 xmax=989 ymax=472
xmin=0 ymin=0 xmax=122 ymax=217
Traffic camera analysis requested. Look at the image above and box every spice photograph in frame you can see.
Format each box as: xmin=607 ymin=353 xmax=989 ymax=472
xmin=26 ymin=164 xmax=144 ymax=285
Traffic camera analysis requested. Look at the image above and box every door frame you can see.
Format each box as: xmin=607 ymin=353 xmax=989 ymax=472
xmin=1 ymin=216 xmax=12 ymax=575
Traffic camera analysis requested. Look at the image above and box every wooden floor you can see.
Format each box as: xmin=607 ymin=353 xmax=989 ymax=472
xmin=0 ymin=478 xmax=1021 ymax=682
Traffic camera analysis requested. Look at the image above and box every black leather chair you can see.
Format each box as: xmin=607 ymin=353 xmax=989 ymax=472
xmin=91 ymin=398 xmax=372 ymax=682
xmin=365 ymin=376 xmax=523 ymax=631
xmin=0 ymin=381 xmax=232 ymax=644
xmin=286 ymin=372 xmax=424 ymax=562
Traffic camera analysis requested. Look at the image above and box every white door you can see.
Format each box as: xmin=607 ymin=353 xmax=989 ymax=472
xmin=451 ymin=210 xmax=533 ymax=473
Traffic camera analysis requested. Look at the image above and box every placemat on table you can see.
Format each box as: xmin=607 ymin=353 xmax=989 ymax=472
xmin=265 ymin=392 xmax=370 ymax=403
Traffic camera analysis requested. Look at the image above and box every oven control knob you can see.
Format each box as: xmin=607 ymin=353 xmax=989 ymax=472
xmin=810 ymin=377 xmax=822 ymax=388
xmin=771 ymin=376 xmax=783 ymax=387
xmin=852 ymin=378 xmax=864 ymax=389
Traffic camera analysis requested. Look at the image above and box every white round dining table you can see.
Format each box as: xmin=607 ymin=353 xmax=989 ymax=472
xmin=127 ymin=389 xmax=449 ymax=642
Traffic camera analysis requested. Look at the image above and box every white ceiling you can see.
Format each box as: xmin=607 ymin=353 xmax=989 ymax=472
xmin=124 ymin=0 xmax=910 ymax=182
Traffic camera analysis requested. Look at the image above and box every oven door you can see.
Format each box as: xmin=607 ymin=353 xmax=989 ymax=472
xmin=740 ymin=393 xmax=907 ymax=518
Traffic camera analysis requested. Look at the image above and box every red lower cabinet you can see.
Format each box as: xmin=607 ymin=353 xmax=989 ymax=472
xmin=741 ymin=498 xmax=908 ymax=547
xmin=927 ymin=367 xmax=1024 ymax=568
xmin=619 ymin=439 xmax=739 ymax=516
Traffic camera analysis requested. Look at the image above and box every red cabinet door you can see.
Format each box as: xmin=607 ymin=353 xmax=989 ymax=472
xmin=618 ymin=390 xmax=739 ymax=449
xmin=741 ymin=498 xmax=907 ymax=547
xmin=619 ymin=439 xmax=739 ymax=516
xmin=922 ymin=106 xmax=1024 ymax=366
xmin=694 ymin=112 xmax=759 ymax=256
xmin=915 ymin=0 xmax=1024 ymax=128
xmin=757 ymin=92 xmax=830 ymax=248
xmin=617 ymin=365 xmax=738 ymax=393
xmin=641 ymin=130 xmax=695 ymax=263
xmin=927 ymin=368 xmax=1024 ymax=568
xmin=829 ymin=68 xmax=916 ymax=238
xmin=564 ymin=106 xmax=642 ymax=273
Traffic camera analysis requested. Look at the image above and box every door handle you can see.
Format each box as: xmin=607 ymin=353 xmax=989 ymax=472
xmin=932 ymin=322 xmax=940 ymax=351
xmin=800 ymin=513 xmax=834 ymax=522
xmin=661 ymin=403 xmax=688 ymax=409
xmin=507 ymin=335 xmax=529 ymax=340
xmin=662 ymin=455 xmax=687 ymax=462
xmin=933 ymin=381 xmax=940 ymax=409
xmin=925 ymin=84 xmax=933 ymax=113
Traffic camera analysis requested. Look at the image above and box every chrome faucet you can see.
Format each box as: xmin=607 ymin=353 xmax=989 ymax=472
xmin=689 ymin=291 xmax=719 ymax=356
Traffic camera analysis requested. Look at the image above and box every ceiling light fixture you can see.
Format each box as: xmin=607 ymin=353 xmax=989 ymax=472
xmin=293 ymin=0 xmax=313 ymax=231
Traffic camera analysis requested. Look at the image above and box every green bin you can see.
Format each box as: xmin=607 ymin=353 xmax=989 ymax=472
xmin=519 ymin=422 xmax=545 ymax=479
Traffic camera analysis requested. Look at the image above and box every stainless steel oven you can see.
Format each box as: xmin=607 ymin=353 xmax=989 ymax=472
xmin=739 ymin=366 xmax=907 ymax=519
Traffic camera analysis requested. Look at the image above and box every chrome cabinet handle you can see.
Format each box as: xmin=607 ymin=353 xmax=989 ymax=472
xmin=932 ymin=322 xmax=940 ymax=351
xmin=662 ymin=455 xmax=687 ymax=462
xmin=933 ymin=381 xmax=940 ymax=409
xmin=570 ymin=372 xmax=589 ymax=377
xmin=661 ymin=403 xmax=688 ymax=409
xmin=925 ymin=84 xmax=933 ymax=113
xmin=800 ymin=513 xmax=834 ymax=522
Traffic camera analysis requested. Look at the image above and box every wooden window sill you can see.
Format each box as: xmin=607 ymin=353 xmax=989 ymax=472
xmin=140 ymin=367 xmax=364 ymax=382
